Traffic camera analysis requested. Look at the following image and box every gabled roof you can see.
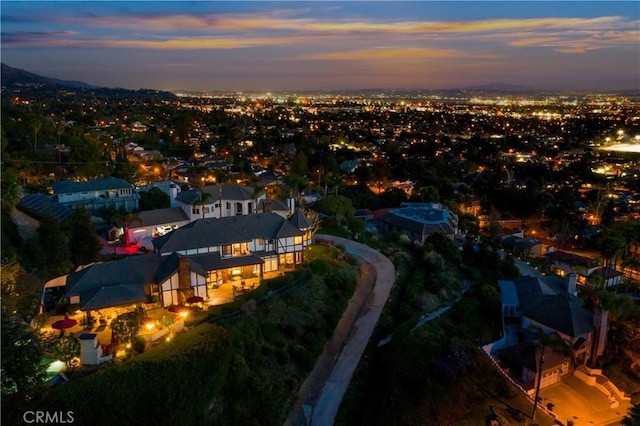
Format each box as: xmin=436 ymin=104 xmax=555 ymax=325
xmin=153 ymin=212 xmax=304 ymax=254
xmin=258 ymin=199 xmax=290 ymax=212
xmin=66 ymin=255 xmax=163 ymax=310
xmin=499 ymin=337 xmax=569 ymax=373
xmin=154 ymin=253 xmax=206 ymax=283
xmin=52 ymin=177 xmax=134 ymax=194
xmin=187 ymin=252 xmax=264 ymax=271
xmin=288 ymin=209 xmax=313 ymax=230
xmin=17 ymin=193 xmax=74 ymax=222
xmin=130 ymin=207 xmax=189 ymax=228
xmin=509 ymin=275 xmax=594 ymax=338
xmin=524 ymin=294 xmax=594 ymax=338
xmin=175 ymin=184 xmax=261 ymax=205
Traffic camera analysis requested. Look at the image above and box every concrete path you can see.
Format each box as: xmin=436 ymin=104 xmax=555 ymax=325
xmin=284 ymin=235 xmax=396 ymax=426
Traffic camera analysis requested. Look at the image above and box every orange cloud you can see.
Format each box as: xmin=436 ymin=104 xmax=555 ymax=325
xmin=299 ymin=47 xmax=461 ymax=61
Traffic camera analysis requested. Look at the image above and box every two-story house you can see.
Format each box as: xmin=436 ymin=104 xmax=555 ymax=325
xmin=175 ymin=184 xmax=293 ymax=221
xmin=52 ymin=177 xmax=140 ymax=212
xmin=495 ymin=273 xmax=609 ymax=391
xmin=59 ymin=211 xmax=314 ymax=314
xmin=546 ymin=250 xmax=622 ymax=287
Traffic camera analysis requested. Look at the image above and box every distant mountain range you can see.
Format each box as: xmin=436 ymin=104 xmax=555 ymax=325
xmin=1 ymin=63 xmax=177 ymax=100
xmin=2 ymin=63 xmax=638 ymax=98
xmin=1 ymin=63 xmax=97 ymax=89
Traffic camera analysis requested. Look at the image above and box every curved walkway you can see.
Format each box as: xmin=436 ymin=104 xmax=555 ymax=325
xmin=285 ymin=235 xmax=396 ymax=426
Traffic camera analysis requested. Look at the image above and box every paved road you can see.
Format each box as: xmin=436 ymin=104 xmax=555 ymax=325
xmin=284 ymin=235 xmax=396 ymax=426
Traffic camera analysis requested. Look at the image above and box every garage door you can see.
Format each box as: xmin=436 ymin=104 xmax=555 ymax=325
xmin=540 ymin=370 xmax=560 ymax=388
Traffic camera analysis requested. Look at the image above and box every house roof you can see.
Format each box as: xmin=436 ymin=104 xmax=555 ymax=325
xmin=498 ymin=280 xmax=519 ymax=306
xmin=546 ymin=250 xmax=599 ymax=269
xmin=525 ymin=294 xmax=594 ymax=338
xmin=66 ymin=255 xmax=163 ymax=310
xmin=187 ymin=252 xmax=264 ymax=271
xmin=502 ymin=235 xmax=541 ymax=249
xmin=154 ymin=253 xmax=206 ymax=283
xmin=175 ymin=184 xmax=262 ymax=205
xmin=130 ymin=207 xmax=190 ymax=228
xmin=258 ymin=199 xmax=290 ymax=212
xmin=52 ymin=177 xmax=134 ymax=194
xmin=153 ymin=212 xmax=304 ymax=254
xmin=17 ymin=193 xmax=74 ymax=222
xmin=288 ymin=209 xmax=313 ymax=230
xmin=499 ymin=338 xmax=569 ymax=373
xmin=510 ymin=275 xmax=594 ymax=338
xmin=379 ymin=204 xmax=458 ymax=236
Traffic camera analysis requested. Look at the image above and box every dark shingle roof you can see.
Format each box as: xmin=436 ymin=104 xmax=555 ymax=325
xmin=52 ymin=177 xmax=133 ymax=194
xmin=175 ymin=184 xmax=261 ymax=205
xmin=153 ymin=212 xmax=303 ymax=254
xmin=154 ymin=253 xmax=207 ymax=283
xmin=130 ymin=207 xmax=189 ymax=228
xmin=188 ymin=252 xmax=264 ymax=271
xmin=66 ymin=255 xmax=163 ymax=310
xmin=288 ymin=209 xmax=313 ymax=230
xmin=512 ymin=275 xmax=594 ymax=338
xmin=17 ymin=193 xmax=74 ymax=222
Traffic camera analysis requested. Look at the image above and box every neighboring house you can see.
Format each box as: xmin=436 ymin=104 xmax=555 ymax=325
xmin=137 ymin=180 xmax=183 ymax=207
xmin=377 ymin=202 xmax=459 ymax=243
xmin=546 ymin=250 xmax=601 ymax=286
xmin=127 ymin=207 xmax=191 ymax=244
xmin=501 ymin=234 xmax=544 ymax=258
xmin=591 ymin=266 xmax=624 ymax=288
xmin=17 ymin=193 xmax=74 ymax=222
xmin=495 ymin=273 xmax=609 ymax=392
xmin=52 ymin=177 xmax=140 ymax=212
xmin=60 ymin=211 xmax=314 ymax=313
xmin=499 ymin=337 xmax=572 ymax=391
xmin=175 ymin=184 xmax=267 ymax=221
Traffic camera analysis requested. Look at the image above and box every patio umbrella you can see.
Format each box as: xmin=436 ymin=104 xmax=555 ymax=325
xmin=186 ymin=296 xmax=204 ymax=304
xmin=51 ymin=317 xmax=78 ymax=330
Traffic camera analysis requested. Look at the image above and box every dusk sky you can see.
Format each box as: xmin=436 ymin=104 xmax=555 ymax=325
xmin=2 ymin=1 xmax=639 ymax=92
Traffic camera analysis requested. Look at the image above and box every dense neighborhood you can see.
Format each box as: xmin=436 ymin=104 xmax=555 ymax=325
xmin=1 ymin=63 xmax=639 ymax=425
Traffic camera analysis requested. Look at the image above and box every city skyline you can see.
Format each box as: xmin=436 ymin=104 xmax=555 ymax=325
xmin=2 ymin=1 xmax=639 ymax=93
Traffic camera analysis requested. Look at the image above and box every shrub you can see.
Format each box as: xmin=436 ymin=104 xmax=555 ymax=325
xmin=131 ymin=336 xmax=146 ymax=354
xmin=261 ymin=322 xmax=279 ymax=342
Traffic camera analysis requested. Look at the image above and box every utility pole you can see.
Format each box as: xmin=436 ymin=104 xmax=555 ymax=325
xmin=531 ymin=348 xmax=545 ymax=420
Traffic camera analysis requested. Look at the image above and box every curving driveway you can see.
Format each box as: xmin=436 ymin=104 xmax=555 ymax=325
xmin=284 ymin=235 xmax=396 ymax=426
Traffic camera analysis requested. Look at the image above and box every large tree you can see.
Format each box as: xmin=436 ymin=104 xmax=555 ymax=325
xmin=68 ymin=207 xmax=102 ymax=267
xmin=312 ymin=194 xmax=355 ymax=224
xmin=1 ymin=315 xmax=45 ymax=400
xmin=35 ymin=214 xmax=72 ymax=279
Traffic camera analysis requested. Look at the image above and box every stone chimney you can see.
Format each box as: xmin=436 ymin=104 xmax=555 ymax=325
xmin=178 ymin=256 xmax=191 ymax=290
xmin=566 ymin=272 xmax=577 ymax=296
xmin=262 ymin=200 xmax=272 ymax=213
xmin=169 ymin=183 xmax=178 ymax=207
xmin=591 ymin=306 xmax=609 ymax=366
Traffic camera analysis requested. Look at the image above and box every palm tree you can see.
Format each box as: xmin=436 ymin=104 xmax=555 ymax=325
xmin=32 ymin=118 xmax=42 ymax=151
xmin=113 ymin=210 xmax=142 ymax=246
xmin=193 ymin=188 xmax=213 ymax=219
xmin=323 ymin=172 xmax=343 ymax=196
